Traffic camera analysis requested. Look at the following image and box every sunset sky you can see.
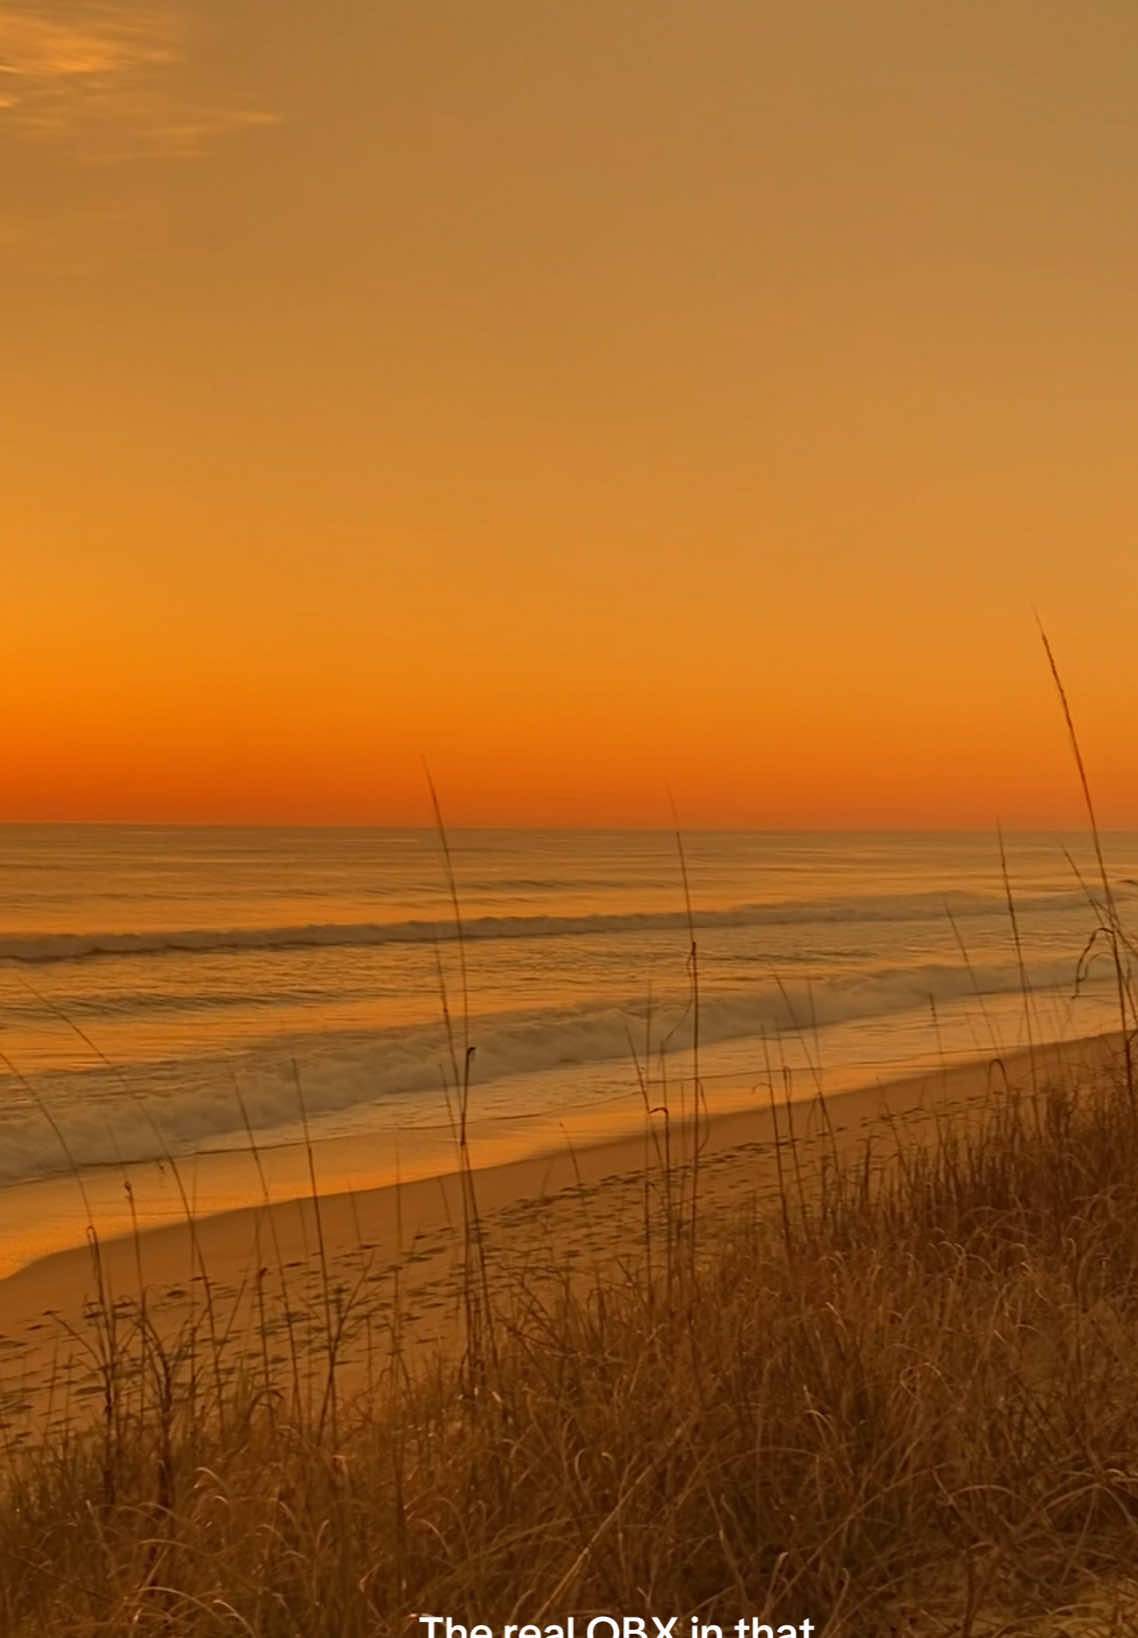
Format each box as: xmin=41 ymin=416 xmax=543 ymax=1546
xmin=4 ymin=0 xmax=1136 ymax=827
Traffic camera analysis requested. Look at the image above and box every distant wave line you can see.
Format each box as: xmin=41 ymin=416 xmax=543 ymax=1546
xmin=0 ymin=887 xmax=1121 ymax=966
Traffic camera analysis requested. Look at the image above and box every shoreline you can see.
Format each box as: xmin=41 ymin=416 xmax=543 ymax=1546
xmin=0 ymin=1027 xmax=1126 ymax=1434
xmin=0 ymin=1035 xmax=993 ymax=1282
xmin=2 ymin=1026 xmax=1126 ymax=1294
xmin=0 ymin=972 xmax=1119 ymax=1284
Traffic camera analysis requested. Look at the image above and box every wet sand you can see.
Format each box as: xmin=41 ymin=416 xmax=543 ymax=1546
xmin=0 ymin=1030 xmax=1124 ymax=1439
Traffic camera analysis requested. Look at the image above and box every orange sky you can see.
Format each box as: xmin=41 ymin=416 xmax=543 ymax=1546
xmin=3 ymin=0 xmax=1136 ymax=827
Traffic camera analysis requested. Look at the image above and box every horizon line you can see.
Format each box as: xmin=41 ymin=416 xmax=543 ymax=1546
xmin=3 ymin=821 xmax=1137 ymax=836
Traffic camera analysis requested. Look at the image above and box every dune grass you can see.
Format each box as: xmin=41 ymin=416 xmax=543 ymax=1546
xmin=2 ymin=1034 xmax=1138 ymax=1635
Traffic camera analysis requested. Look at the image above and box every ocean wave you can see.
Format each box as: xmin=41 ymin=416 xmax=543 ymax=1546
xmin=0 ymin=949 xmax=1113 ymax=1186
xmin=0 ymin=886 xmax=1118 ymax=965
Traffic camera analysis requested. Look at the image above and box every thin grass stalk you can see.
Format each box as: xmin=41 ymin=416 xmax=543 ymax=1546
xmin=424 ymin=770 xmax=499 ymax=1388
xmin=231 ymin=1075 xmax=303 ymax=1418
xmin=1038 ymin=617 xmax=1135 ymax=1106
xmin=945 ymin=905 xmax=1004 ymax=1063
xmin=291 ymin=1060 xmax=338 ymax=1445
xmin=668 ymin=805 xmax=705 ymax=1272
xmin=997 ymin=824 xmax=1039 ymax=1101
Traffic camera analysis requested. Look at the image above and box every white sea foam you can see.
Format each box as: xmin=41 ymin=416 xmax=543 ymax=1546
xmin=0 ymin=950 xmax=1115 ymax=1187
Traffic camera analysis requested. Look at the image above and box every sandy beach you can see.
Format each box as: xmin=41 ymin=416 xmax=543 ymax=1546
xmin=0 ymin=1028 xmax=1124 ymax=1440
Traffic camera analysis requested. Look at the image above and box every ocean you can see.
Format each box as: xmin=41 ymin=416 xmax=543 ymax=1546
xmin=0 ymin=826 xmax=1134 ymax=1269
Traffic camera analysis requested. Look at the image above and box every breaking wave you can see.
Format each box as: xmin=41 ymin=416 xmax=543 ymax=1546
xmin=0 ymin=949 xmax=1114 ymax=1186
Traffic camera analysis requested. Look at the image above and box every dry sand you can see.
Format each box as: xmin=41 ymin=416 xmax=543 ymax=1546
xmin=0 ymin=1031 xmax=1124 ymax=1440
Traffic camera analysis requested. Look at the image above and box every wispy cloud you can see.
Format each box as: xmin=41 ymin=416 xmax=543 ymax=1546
xmin=0 ymin=5 xmax=176 ymax=79
xmin=0 ymin=3 xmax=278 ymax=156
